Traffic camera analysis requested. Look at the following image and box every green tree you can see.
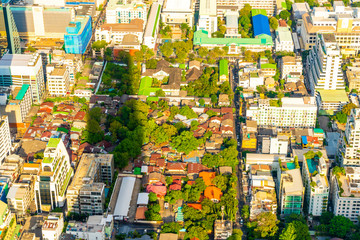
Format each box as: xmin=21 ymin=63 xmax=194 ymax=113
xmin=156 ymin=89 xmax=165 ymax=97
xmin=165 ymin=176 xmax=173 ymax=185
xmin=279 ymin=223 xmax=296 ymax=240
xmin=335 ymin=111 xmax=347 ymax=124
xmin=199 ymin=98 xmax=205 ymax=106
xmin=160 ymin=42 xmax=173 ymax=58
xmin=269 ymin=17 xmax=279 ymax=30
xmin=328 ymin=215 xmax=354 ymax=238
xmin=179 ymin=105 xmax=198 ymax=119
xmin=227 ymin=229 xmax=243 ymax=240
xmin=170 ymin=131 xmax=200 ymax=154
xmin=253 ymin=212 xmax=279 ymax=238
xmin=212 ymin=175 xmax=228 ymax=192
xmin=211 ymin=94 xmax=218 ymax=105
xmin=198 ymin=47 xmax=209 ymax=58
xmin=148 ymin=192 xmax=157 ymax=202
xmin=342 ymin=103 xmax=357 ymax=115
xmin=161 ymin=222 xmax=182 ymax=233
xmin=292 ymin=221 xmax=311 ymax=240
xmin=92 ymin=40 xmax=107 ymax=51
xmin=146 ymin=59 xmax=158 ymax=69
xmin=241 ymin=205 xmax=250 ymax=220
xmin=279 ymin=10 xmax=291 ymax=20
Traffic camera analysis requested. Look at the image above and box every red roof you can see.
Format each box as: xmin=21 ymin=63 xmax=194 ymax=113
xmin=204 ymin=186 xmax=222 ymax=201
xmin=210 ymin=116 xmax=221 ymax=122
xmin=148 ymin=166 xmax=160 ymax=173
xmin=222 ymin=113 xmax=233 ymax=121
xmin=74 ymin=111 xmax=86 ymax=121
xmin=146 ymin=183 xmax=167 ymax=196
xmin=156 ymin=158 xmax=166 ymax=168
xmin=220 ymin=126 xmax=233 ymax=133
xmin=187 ymin=163 xmax=210 ymax=174
xmin=40 ymin=102 xmax=54 ymax=108
xmin=150 ymin=153 xmax=161 ymax=160
xmin=97 ymin=140 xmax=112 ymax=149
xmin=169 ymin=183 xmax=181 ymax=191
xmin=221 ymin=107 xmax=233 ymax=114
xmin=187 ymin=180 xmax=195 ymax=186
xmin=134 ymin=159 xmax=143 ymax=168
xmin=41 ymin=131 xmax=52 ymax=139
xmin=187 ymin=203 xmax=202 ymax=210
xmin=166 ymin=162 xmax=187 ymax=171
xmin=279 ymin=19 xmax=287 ymax=27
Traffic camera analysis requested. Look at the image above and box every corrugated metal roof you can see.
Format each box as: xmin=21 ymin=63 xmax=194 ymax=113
xmin=252 ymin=14 xmax=271 ymax=37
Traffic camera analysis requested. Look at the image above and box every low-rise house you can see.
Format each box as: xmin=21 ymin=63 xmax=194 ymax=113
xmin=204 ymin=186 xmax=222 ymax=202
xmin=218 ymin=94 xmax=230 ymax=106
xmin=199 ymin=171 xmax=216 ymax=186
xmin=42 ymin=213 xmax=64 ymax=240
xmin=166 ymin=162 xmax=187 ymax=174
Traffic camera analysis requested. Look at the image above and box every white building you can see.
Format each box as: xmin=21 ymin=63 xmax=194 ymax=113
xmin=262 ymin=136 xmax=289 ymax=155
xmin=307 ymin=33 xmax=345 ymax=95
xmin=277 ymin=168 xmax=304 ymax=218
xmin=106 ymin=0 xmax=147 ymax=24
xmin=246 ymin=97 xmax=318 ymax=128
xmin=331 ymin=167 xmax=360 ymax=223
xmin=292 ymin=2 xmax=310 ymax=33
xmin=275 ymin=27 xmax=294 ymax=52
xmin=161 ymin=0 xmax=194 ymax=27
xmin=7 ymin=183 xmax=32 ymax=217
xmin=0 ymin=53 xmax=45 ymax=103
xmin=302 ymin=154 xmax=329 ymax=216
xmin=197 ymin=0 xmax=217 ymax=36
xmin=217 ymin=0 xmax=239 ymax=18
xmin=280 ymin=56 xmax=303 ymax=81
xmin=143 ymin=3 xmax=161 ymax=50
xmin=47 ymin=67 xmax=70 ymax=96
xmin=95 ymin=19 xmax=144 ymax=45
xmin=66 ymin=215 xmax=113 ymax=240
xmin=42 ymin=213 xmax=64 ymax=240
xmin=34 ymin=138 xmax=73 ymax=212
xmin=225 ymin=11 xmax=239 ymax=37
xmin=300 ymin=1 xmax=360 ymax=53
xmin=114 ymin=177 xmax=135 ymax=221
xmin=0 ymin=116 xmax=11 ymax=165
xmin=239 ymin=0 xmax=276 ymax=16
xmin=245 ymin=153 xmax=292 ymax=171
xmin=340 ymin=108 xmax=360 ymax=166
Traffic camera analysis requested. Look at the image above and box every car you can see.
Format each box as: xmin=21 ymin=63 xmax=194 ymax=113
xmin=164 ymin=202 xmax=169 ymax=209
xmin=240 ymin=218 xmax=244 ymax=224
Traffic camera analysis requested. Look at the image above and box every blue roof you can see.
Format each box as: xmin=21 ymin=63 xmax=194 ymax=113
xmin=301 ymin=136 xmax=308 ymax=145
xmin=252 ymin=14 xmax=271 ymax=37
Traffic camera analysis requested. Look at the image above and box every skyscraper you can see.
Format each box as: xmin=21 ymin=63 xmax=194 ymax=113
xmin=0 ymin=0 xmax=20 ymax=56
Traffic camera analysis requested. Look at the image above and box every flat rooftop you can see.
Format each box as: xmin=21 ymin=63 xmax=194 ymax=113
xmin=199 ymin=0 xmax=216 ymax=16
xmin=164 ymin=0 xmax=192 ymax=11
xmin=0 ymin=54 xmax=38 ymax=67
xmin=49 ymin=67 xmax=67 ymax=76
xmin=317 ymin=90 xmax=348 ymax=102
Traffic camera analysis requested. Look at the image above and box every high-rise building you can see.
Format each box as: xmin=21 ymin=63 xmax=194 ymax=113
xmin=106 ymin=0 xmax=147 ymax=24
xmin=0 ymin=1 xmax=20 ymax=56
xmin=198 ymin=0 xmax=217 ymax=36
xmin=331 ymin=166 xmax=360 ymax=223
xmin=0 ymin=53 xmax=45 ymax=104
xmin=306 ymin=33 xmax=345 ymax=95
xmin=246 ymin=97 xmax=317 ymax=128
xmin=0 ymin=84 xmax=32 ymax=129
xmin=300 ymin=1 xmax=360 ymax=54
xmin=277 ymin=168 xmax=304 ymax=218
xmin=340 ymin=108 xmax=360 ymax=166
xmin=302 ymin=154 xmax=329 ymax=216
xmin=64 ymin=16 xmax=92 ymax=54
xmin=0 ymin=115 xmax=11 ymax=164
xmin=47 ymin=67 xmax=70 ymax=96
xmin=34 ymin=138 xmax=73 ymax=212
xmin=66 ymin=154 xmax=114 ymax=216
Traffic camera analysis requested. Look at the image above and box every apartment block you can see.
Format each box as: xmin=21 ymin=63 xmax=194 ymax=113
xmin=302 ymin=154 xmax=329 ymax=216
xmin=300 ymin=1 xmax=360 ymax=54
xmin=249 ymin=165 xmax=277 ymax=220
xmin=306 ymin=33 xmax=345 ymax=95
xmin=241 ymin=120 xmax=257 ymax=151
xmin=277 ymin=168 xmax=304 ymax=218
xmin=246 ymin=97 xmax=317 ymax=128
xmin=340 ymin=108 xmax=360 ymax=166
xmin=47 ymin=67 xmax=70 ymax=96
xmin=34 ymin=138 xmax=73 ymax=212
xmin=0 ymin=53 xmax=45 ymax=104
xmin=161 ymin=0 xmax=194 ymax=27
xmin=217 ymin=0 xmax=239 ymax=18
xmin=346 ymin=66 xmax=360 ymax=92
xmin=280 ymin=56 xmax=303 ymax=82
xmin=42 ymin=213 xmax=64 ymax=240
xmin=66 ymin=154 xmax=114 ymax=216
xmin=106 ymin=0 xmax=147 ymax=24
xmin=239 ymin=0 xmax=276 ymax=16
xmin=0 ymin=201 xmax=17 ymax=240
xmin=197 ymin=0 xmax=217 ymax=36
xmin=275 ymin=27 xmax=294 ymax=52
xmin=262 ymin=136 xmax=289 ymax=155
xmin=7 ymin=183 xmax=32 ymax=217
xmin=0 ymin=84 xmax=32 ymax=129
xmin=331 ymin=167 xmax=360 ymax=223
xmin=0 ymin=115 xmax=11 ymax=165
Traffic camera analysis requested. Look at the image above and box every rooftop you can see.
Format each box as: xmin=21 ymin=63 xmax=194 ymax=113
xmin=219 ymin=59 xmax=228 ymax=76
xmin=199 ymin=0 xmax=216 ymax=16
xmin=14 ymin=84 xmax=30 ymax=101
xmin=163 ymin=0 xmax=192 ymax=12
xmin=47 ymin=138 xmax=61 ymax=148
xmin=282 ymin=169 xmax=303 ymax=195
xmin=252 ymin=14 xmax=271 ymax=37
xmin=49 ymin=67 xmax=67 ymax=76
xmin=317 ymin=90 xmax=349 ymax=102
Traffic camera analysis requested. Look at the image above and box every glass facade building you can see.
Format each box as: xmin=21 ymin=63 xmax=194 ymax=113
xmin=0 ymin=1 xmax=20 ymax=56
xmin=64 ymin=15 xmax=92 ymax=54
